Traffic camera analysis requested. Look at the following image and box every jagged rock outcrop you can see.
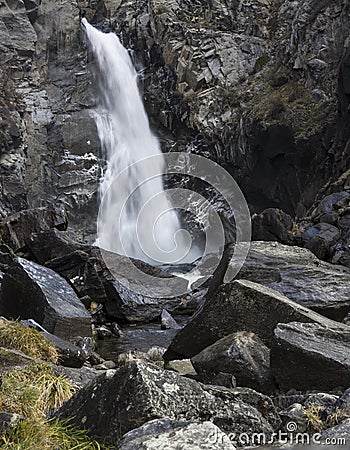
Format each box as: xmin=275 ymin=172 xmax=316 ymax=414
xmin=0 ymin=0 xmax=103 ymax=241
xmin=102 ymin=0 xmax=350 ymax=219
xmin=0 ymin=204 xmax=68 ymax=252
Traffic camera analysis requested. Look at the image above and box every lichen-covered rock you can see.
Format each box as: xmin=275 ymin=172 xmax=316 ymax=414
xmin=0 ymin=257 xmax=92 ymax=341
xmin=191 ymin=331 xmax=273 ymax=392
xmin=56 ymin=360 xmax=273 ymax=444
xmin=272 ymin=322 xmax=350 ymax=390
xmin=164 ymin=279 xmax=343 ymax=361
xmin=117 ymin=419 xmax=237 ymax=450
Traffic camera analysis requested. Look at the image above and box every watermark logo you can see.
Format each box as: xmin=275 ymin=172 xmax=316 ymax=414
xmin=207 ymin=421 xmax=347 ymax=447
xmin=97 ymin=152 xmax=251 ymax=297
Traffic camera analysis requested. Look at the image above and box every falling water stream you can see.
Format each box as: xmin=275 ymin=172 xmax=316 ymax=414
xmin=82 ymin=19 xmax=196 ymax=266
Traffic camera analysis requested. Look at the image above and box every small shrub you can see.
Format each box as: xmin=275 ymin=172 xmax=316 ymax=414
xmin=304 ymin=405 xmax=323 ymax=433
xmin=0 ymin=321 xmax=58 ymax=363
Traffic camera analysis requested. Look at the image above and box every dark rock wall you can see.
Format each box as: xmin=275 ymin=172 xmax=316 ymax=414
xmin=0 ymin=0 xmax=349 ymax=241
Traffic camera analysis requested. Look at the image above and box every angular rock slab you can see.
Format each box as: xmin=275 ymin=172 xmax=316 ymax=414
xmin=0 ymin=257 xmax=91 ymax=341
xmin=191 ymin=331 xmax=273 ymax=392
xmin=0 ymin=205 xmax=68 ymax=252
xmin=239 ymin=241 xmax=350 ymax=320
xmin=118 ymin=418 xmax=237 ymax=450
xmin=56 ymin=360 xmax=273 ymax=444
xmin=164 ymin=279 xmax=340 ymax=361
xmin=271 ymin=322 xmax=350 ymax=391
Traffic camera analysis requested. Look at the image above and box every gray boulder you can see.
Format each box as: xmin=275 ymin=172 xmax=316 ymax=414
xmin=56 ymin=360 xmax=273 ymax=445
xmin=117 ymin=418 xmax=237 ymax=450
xmin=0 ymin=257 xmax=91 ymax=341
xmin=239 ymin=241 xmax=350 ymax=320
xmin=191 ymin=331 xmax=273 ymax=392
xmin=320 ymin=418 xmax=350 ymax=444
xmin=272 ymin=322 xmax=350 ymax=390
xmin=209 ymin=386 xmax=281 ymax=431
xmin=42 ymin=331 xmax=88 ymax=368
xmin=164 ymin=279 xmax=340 ymax=361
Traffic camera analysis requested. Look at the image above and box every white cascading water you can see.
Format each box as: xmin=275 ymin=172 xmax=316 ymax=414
xmin=82 ymin=19 xmax=192 ymax=265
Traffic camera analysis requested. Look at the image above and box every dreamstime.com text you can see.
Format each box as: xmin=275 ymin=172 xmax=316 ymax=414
xmin=207 ymin=421 xmax=347 ymax=447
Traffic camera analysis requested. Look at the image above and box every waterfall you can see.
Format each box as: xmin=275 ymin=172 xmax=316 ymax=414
xmin=82 ymin=19 xmax=192 ymax=265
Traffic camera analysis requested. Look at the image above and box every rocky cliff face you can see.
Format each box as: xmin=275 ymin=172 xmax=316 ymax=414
xmin=0 ymin=0 xmax=103 ymax=241
xmin=0 ymin=0 xmax=349 ymax=240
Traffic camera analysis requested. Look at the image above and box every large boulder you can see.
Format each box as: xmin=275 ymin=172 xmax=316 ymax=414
xmin=191 ymin=331 xmax=273 ymax=392
xmin=164 ymin=279 xmax=342 ymax=361
xmin=56 ymin=360 xmax=273 ymax=444
xmin=117 ymin=419 xmax=237 ymax=450
xmin=239 ymin=241 xmax=350 ymax=320
xmin=0 ymin=257 xmax=91 ymax=341
xmin=271 ymin=322 xmax=350 ymax=390
xmin=44 ymin=242 xmax=203 ymax=323
xmin=0 ymin=205 xmax=68 ymax=252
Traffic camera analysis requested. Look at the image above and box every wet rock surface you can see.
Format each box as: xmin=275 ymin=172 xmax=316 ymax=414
xmin=0 ymin=257 xmax=92 ymax=341
xmin=0 ymin=204 xmax=68 ymax=252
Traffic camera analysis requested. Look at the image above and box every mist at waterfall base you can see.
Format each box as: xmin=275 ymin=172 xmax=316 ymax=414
xmin=83 ymin=19 xmax=204 ymax=266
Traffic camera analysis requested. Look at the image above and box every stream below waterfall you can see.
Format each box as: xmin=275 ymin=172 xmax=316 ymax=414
xmin=97 ymin=315 xmax=190 ymax=361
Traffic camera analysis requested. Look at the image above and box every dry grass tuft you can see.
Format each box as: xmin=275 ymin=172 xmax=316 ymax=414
xmin=1 ymin=418 xmax=105 ymax=449
xmin=0 ymin=363 xmax=76 ymax=419
xmin=0 ymin=321 xmax=59 ymax=363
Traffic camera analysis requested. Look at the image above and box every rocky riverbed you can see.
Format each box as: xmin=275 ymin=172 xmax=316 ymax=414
xmin=1 ymin=0 xmax=350 ymax=448
xmin=0 ymin=205 xmax=349 ymax=448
